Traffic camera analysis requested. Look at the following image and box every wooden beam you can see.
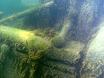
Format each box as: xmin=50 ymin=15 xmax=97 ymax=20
xmin=0 ymin=1 xmax=53 ymax=24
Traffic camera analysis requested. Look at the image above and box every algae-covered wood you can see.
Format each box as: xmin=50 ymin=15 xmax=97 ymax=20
xmin=0 ymin=25 xmax=50 ymax=78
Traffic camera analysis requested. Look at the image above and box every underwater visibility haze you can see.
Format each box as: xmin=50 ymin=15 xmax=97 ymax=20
xmin=0 ymin=0 xmax=104 ymax=78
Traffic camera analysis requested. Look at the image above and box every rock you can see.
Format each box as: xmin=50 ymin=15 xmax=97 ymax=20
xmin=81 ymin=23 xmax=104 ymax=78
xmin=39 ymin=41 xmax=84 ymax=78
xmin=51 ymin=36 xmax=65 ymax=48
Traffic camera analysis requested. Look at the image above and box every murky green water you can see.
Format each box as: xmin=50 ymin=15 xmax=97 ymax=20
xmin=0 ymin=0 xmax=104 ymax=78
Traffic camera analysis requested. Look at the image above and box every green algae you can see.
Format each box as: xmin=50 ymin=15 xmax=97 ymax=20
xmin=0 ymin=25 xmax=51 ymax=78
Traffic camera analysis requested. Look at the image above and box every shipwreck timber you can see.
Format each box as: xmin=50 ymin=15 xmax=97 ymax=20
xmin=0 ymin=25 xmax=50 ymax=78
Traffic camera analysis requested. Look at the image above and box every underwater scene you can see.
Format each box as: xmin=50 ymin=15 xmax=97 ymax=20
xmin=0 ymin=0 xmax=104 ymax=78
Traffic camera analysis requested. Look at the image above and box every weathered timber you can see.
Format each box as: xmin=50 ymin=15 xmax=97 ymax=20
xmin=0 ymin=25 xmax=50 ymax=78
